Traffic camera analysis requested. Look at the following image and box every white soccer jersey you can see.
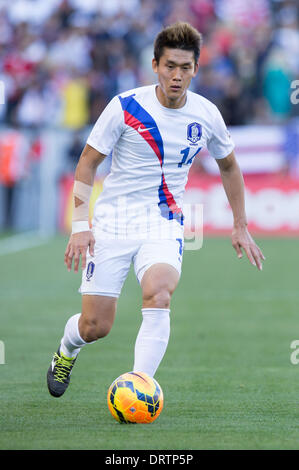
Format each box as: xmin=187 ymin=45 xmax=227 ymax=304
xmin=87 ymin=84 xmax=234 ymax=239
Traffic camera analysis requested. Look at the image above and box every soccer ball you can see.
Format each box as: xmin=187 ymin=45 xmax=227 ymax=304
xmin=107 ymin=371 xmax=164 ymax=424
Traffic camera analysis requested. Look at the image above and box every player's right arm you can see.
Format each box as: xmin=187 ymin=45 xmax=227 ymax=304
xmin=65 ymin=94 xmax=125 ymax=272
xmin=64 ymin=143 xmax=106 ymax=273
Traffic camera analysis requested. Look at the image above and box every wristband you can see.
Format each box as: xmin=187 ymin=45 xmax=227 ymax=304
xmin=72 ymin=180 xmax=93 ymax=222
xmin=71 ymin=220 xmax=90 ymax=234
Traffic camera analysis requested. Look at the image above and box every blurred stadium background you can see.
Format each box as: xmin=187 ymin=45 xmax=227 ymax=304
xmin=0 ymin=0 xmax=298 ymax=240
xmin=1 ymin=0 xmax=299 ymax=451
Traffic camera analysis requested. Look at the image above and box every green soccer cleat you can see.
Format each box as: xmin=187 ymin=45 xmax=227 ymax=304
xmin=47 ymin=347 xmax=77 ymax=397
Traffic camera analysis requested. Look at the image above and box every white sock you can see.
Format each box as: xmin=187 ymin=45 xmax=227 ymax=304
xmin=133 ymin=308 xmax=170 ymax=377
xmin=60 ymin=313 xmax=87 ymax=359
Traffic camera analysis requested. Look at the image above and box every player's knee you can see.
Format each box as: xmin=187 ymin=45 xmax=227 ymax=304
xmin=79 ymin=316 xmax=112 ymax=342
xmin=142 ymin=288 xmax=171 ymax=309
xmin=96 ymin=319 xmax=113 ymax=339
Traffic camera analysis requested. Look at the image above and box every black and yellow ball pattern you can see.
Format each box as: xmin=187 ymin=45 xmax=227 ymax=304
xmin=107 ymin=371 xmax=164 ymax=424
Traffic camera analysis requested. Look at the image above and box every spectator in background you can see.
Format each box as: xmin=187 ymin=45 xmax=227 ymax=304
xmin=61 ymin=73 xmax=89 ymax=129
xmin=16 ymin=80 xmax=46 ymax=128
xmin=262 ymin=47 xmax=293 ymax=121
xmin=0 ymin=128 xmax=29 ymax=229
xmin=0 ymin=0 xmax=298 ymax=130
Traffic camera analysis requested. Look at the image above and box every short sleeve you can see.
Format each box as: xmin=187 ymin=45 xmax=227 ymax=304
xmin=87 ymin=96 xmax=124 ymax=155
xmin=206 ymin=106 xmax=235 ymax=159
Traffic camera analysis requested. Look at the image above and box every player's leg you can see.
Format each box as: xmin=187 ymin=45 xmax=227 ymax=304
xmin=141 ymin=262 xmax=179 ymax=309
xmin=47 ymin=238 xmax=133 ymax=397
xmin=133 ymin=263 xmax=179 ymax=377
xmin=60 ymin=294 xmax=118 ymax=357
xmin=133 ymin=239 xmax=183 ymax=377
xmin=47 ymin=295 xmax=117 ymax=398
xmin=79 ymin=294 xmax=117 ymax=340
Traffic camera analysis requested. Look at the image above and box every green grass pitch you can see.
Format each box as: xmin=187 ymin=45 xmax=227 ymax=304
xmin=0 ymin=235 xmax=299 ymax=450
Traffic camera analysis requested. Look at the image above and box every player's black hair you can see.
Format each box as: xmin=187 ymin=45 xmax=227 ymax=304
xmin=154 ymin=22 xmax=202 ymax=65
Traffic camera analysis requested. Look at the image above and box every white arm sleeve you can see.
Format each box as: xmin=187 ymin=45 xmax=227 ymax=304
xmin=87 ymin=96 xmax=124 ymax=155
xmin=207 ymin=106 xmax=235 ymax=159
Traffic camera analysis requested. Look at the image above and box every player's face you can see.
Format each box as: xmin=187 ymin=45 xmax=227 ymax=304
xmin=152 ymin=48 xmax=199 ymax=108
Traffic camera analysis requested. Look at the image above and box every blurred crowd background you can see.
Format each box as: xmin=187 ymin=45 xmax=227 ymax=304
xmin=1 ymin=0 xmax=299 ymax=130
xmin=0 ymin=0 xmax=299 ymax=234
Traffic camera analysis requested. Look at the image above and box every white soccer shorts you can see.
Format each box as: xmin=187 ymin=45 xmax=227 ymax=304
xmin=79 ymin=238 xmax=184 ymax=298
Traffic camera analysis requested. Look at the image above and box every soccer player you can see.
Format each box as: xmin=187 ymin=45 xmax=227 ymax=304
xmin=47 ymin=22 xmax=265 ymax=397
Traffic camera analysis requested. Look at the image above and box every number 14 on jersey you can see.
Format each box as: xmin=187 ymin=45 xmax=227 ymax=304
xmin=178 ymin=147 xmax=202 ymax=167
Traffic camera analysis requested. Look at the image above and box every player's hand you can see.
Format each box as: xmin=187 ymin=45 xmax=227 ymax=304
xmin=232 ymin=225 xmax=265 ymax=271
xmin=64 ymin=231 xmax=95 ymax=273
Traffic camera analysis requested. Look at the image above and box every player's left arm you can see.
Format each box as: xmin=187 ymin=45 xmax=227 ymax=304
xmin=216 ymin=150 xmax=265 ymax=271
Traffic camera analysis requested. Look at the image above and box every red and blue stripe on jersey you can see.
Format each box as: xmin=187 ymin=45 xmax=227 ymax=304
xmin=118 ymin=94 xmax=183 ymax=224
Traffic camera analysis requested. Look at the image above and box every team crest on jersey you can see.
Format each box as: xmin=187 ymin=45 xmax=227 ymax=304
xmin=86 ymin=261 xmax=95 ymax=281
xmin=187 ymin=122 xmax=202 ymax=144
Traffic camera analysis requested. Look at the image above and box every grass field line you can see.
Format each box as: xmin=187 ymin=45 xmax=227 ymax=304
xmin=0 ymin=231 xmax=51 ymax=256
